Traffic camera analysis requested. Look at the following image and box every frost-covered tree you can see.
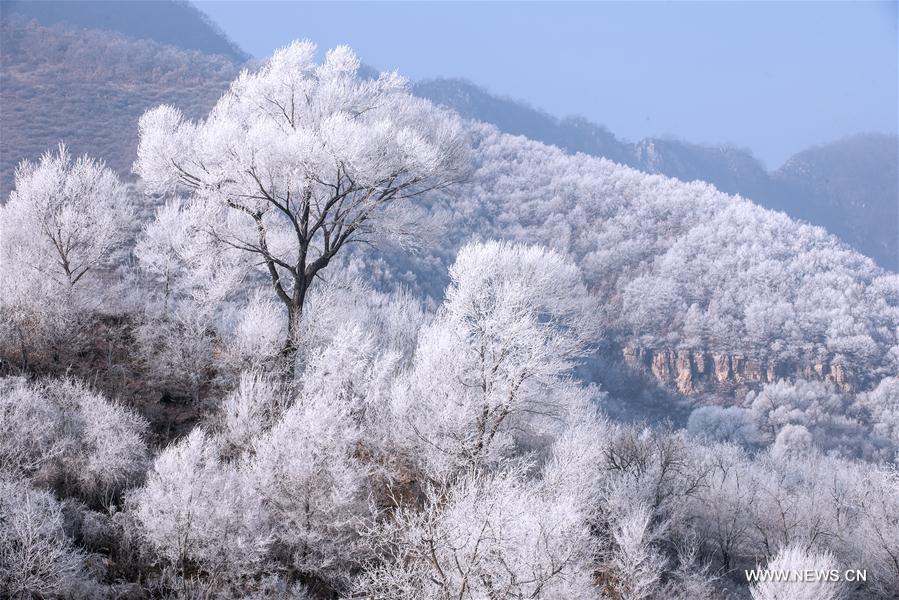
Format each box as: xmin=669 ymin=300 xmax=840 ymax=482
xmin=599 ymin=426 xmax=707 ymax=528
xmin=134 ymin=40 xmax=465 ymax=353
xmin=0 ymin=477 xmax=92 ymax=598
xmin=658 ymin=538 xmax=718 ymax=600
xmin=358 ymin=467 xmax=597 ymax=600
xmin=131 ymin=429 xmax=269 ymax=587
xmin=851 ymin=465 xmax=899 ymax=597
xmin=250 ymin=353 xmax=370 ymax=587
xmin=0 ymin=144 xmax=131 ymax=296
xmin=394 ymin=241 xmax=598 ymax=477
xmin=539 ymin=414 xmax=608 ymax=511
xmin=746 ymin=452 xmax=848 ymax=559
xmin=749 ymin=544 xmax=845 ymax=600
xmin=0 ymin=144 xmax=132 ymax=366
xmin=603 ymin=504 xmax=667 ymax=600
xmin=770 ymin=424 xmax=815 ymax=459
xmin=688 ymin=444 xmax=757 ymax=571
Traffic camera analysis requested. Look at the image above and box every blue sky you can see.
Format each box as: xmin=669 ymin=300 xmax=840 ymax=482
xmin=195 ymin=1 xmax=898 ymax=168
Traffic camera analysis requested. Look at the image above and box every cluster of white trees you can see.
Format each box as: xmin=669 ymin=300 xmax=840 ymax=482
xmin=4 ymin=352 xmax=897 ymax=597
xmin=2 ymin=40 xmax=898 ymax=599
xmin=687 ymin=376 xmax=899 ymax=461
xmin=348 ymin=126 xmax=899 ymax=378
xmin=3 ymin=239 xmax=897 ymax=597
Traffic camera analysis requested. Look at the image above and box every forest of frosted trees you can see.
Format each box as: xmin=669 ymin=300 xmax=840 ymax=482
xmin=1 ymin=41 xmax=898 ymax=600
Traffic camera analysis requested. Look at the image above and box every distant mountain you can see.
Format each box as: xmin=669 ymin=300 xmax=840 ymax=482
xmin=631 ymin=138 xmax=772 ymax=201
xmin=0 ymin=0 xmax=247 ymax=60
xmin=771 ymin=134 xmax=898 ymax=273
xmin=411 ymin=79 xmax=633 ymax=165
xmin=0 ymin=16 xmax=240 ymax=196
xmin=416 ymin=78 xmax=898 ymax=270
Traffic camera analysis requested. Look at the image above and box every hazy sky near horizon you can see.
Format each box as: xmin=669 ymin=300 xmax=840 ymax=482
xmin=195 ymin=1 xmax=897 ymax=168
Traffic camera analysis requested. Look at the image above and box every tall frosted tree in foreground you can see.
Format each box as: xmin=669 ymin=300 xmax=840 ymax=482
xmin=134 ymin=40 xmax=466 ymax=353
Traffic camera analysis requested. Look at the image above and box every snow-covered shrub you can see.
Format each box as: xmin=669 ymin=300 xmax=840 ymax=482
xmin=0 ymin=376 xmax=148 ymax=503
xmin=749 ymin=544 xmax=845 ymax=600
xmin=0 ymin=477 xmax=92 ymax=598
xmin=134 ymin=302 xmax=215 ymax=401
xmin=218 ymin=370 xmax=288 ymax=457
xmin=131 ymin=429 xmax=270 ymax=579
xmin=0 ymin=376 xmax=67 ymax=479
xmin=358 ymin=467 xmax=598 ymax=599
xmin=251 ymin=386 xmax=368 ymax=588
xmin=223 ymin=290 xmax=286 ymax=371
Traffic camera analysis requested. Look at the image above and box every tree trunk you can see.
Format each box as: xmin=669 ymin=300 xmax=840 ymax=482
xmin=14 ymin=322 xmax=28 ymax=373
xmin=285 ymin=305 xmax=302 ymax=356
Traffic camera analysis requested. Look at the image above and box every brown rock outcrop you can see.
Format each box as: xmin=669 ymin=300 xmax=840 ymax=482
xmin=622 ymin=345 xmax=858 ymax=395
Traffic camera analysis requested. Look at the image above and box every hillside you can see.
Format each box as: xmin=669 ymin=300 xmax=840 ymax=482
xmin=2 ymin=10 xmax=899 ymax=600
xmin=0 ymin=0 xmax=247 ymax=60
xmin=417 ymin=78 xmax=898 ymax=270
xmin=352 ymin=124 xmax=899 ymax=398
xmin=772 ymin=134 xmax=899 ymax=273
xmin=0 ymin=17 xmax=240 ymax=196
xmin=411 ymin=78 xmax=633 ymax=165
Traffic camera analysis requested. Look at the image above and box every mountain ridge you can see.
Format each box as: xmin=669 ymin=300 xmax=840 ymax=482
xmin=416 ymin=78 xmax=898 ymax=270
xmin=0 ymin=0 xmax=248 ymax=60
xmin=0 ymin=2 xmax=895 ymax=270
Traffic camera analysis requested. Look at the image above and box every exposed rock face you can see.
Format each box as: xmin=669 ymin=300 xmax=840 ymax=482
xmin=622 ymin=346 xmax=857 ymax=395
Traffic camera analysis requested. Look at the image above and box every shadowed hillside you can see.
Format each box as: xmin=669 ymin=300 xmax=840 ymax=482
xmin=1 ymin=0 xmax=247 ymax=60
xmin=0 ymin=17 xmax=239 ymax=196
xmin=771 ymin=134 xmax=899 ymax=272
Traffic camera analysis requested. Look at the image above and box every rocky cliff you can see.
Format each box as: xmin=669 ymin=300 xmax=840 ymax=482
xmin=622 ymin=346 xmax=858 ymax=396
